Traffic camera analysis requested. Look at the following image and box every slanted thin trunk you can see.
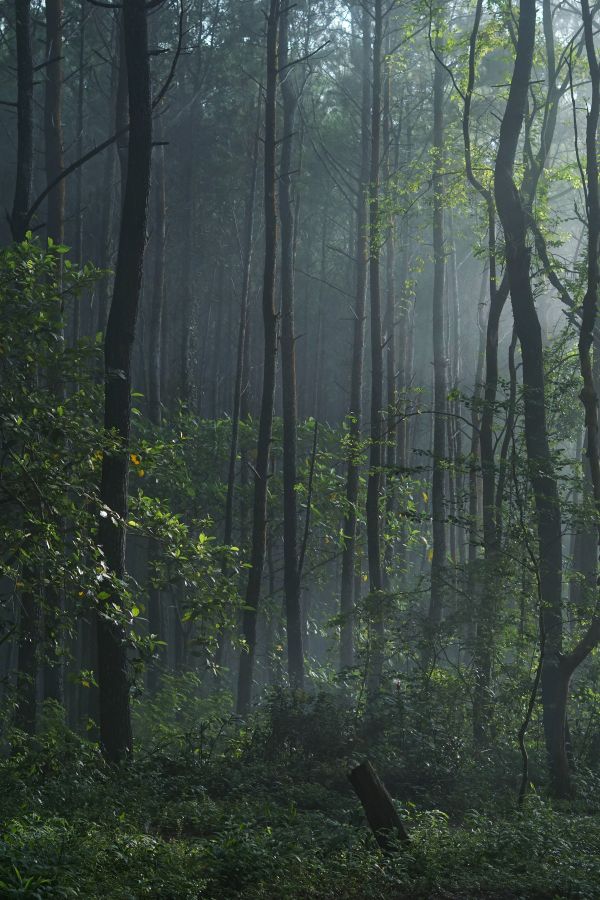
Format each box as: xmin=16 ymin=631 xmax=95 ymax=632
xmin=236 ymin=0 xmax=280 ymax=716
xmin=97 ymin=0 xmax=152 ymax=762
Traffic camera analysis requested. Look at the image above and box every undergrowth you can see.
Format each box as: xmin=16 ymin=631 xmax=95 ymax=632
xmin=1 ymin=688 xmax=600 ymax=899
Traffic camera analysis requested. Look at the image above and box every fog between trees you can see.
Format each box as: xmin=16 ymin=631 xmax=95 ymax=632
xmin=3 ymin=1 xmax=600 ymax=896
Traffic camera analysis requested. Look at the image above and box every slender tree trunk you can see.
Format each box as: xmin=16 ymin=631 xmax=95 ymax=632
xmin=41 ymin=0 xmax=67 ymax=708
xmin=223 ymin=114 xmax=258 ymax=550
xmin=72 ymin=0 xmax=85 ymax=340
xmin=279 ymin=2 xmax=304 ymax=691
xmin=467 ymin=271 xmax=487 ymax=647
xmin=96 ymin=34 xmax=118 ymax=337
xmin=494 ymin=0 xmax=565 ymax=794
xmin=236 ymin=0 xmax=280 ymax=716
xmin=11 ymin=0 xmax=33 ymax=242
xmin=428 ymin=46 xmax=447 ymax=638
xmin=366 ymin=0 xmax=385 ymax=700
xmin=146 ymin=142 xmax=166 ymax=696
xmin=340 ymin=3 xmax=370 ymax=672
xmin=44 ymin=0 xmax=64 ymax=245
xmin=382 ymin=33 xmax=397 ymax=592
xmin=215 ymin=92 xmax=261 ymax=674
xmin=96 ymin=0 xmax=152 ymax=762
xmin=15 ymin=588 xmax=39 ymax=732
xmin=463 ymin=0 xmax=510 ymax=741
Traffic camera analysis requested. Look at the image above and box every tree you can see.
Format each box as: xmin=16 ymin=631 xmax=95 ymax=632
xmin=237 ymin=0 xmax=280 ymax=716
xmin=96 ymin=0 xmax=152 ymax=762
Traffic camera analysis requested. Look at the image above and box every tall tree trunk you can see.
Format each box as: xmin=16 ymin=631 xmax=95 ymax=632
xmin=236 ymin=0 xmax=280 ymax=716
xmin=72 ymin=0 xmax=85 ymax=340
xmin=15 ymin=587 xmax=39 ymax=732
xmin=463 ymin=0 xmax=510 ymax=741
xmin=42 ymin=0 xmax=66 ymax=708
xmin=96 ymin=0 xmax=152 ymax=762
xmin=44 ymin=0 xmax=64 ymax=245
xmin=96 ymin=32 xmax=119 ymax=337
xmin=366 ymin=0 xmax=385 ymax=700
xmin=10 ymin=0 xmax=33 ymax=242
xmin=216 ymin=92 xmax=261 ymax=674
xmin=428 ymin=45 xmax=447 ymax=639
xmin=146 ymin=142 xmax=166 ymax=696
xmin=339 ymin=3 xmax=370 ymax=672
xmin=494 ymin=0 xmax=565 ymax=794
xmin=279 ymin=2 xmax=304 ymax=691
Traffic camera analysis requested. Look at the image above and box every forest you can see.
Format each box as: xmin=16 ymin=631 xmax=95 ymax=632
xmin=4 ymin=0 xmax=600 ymax=896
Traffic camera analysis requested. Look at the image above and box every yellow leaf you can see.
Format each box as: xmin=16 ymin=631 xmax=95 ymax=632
xmin=130 ymin=453 xmax=141 ymax=466
xmin=427 ymin=548 xmax=433 ymax=562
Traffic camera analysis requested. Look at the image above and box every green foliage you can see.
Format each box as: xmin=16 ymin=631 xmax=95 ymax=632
xmin=3 ymin=700 xmax=600 ymax=898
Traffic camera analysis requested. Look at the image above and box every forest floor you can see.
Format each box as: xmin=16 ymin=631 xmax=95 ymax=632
xmin=2 ymin=692 xmax=600 ymax=899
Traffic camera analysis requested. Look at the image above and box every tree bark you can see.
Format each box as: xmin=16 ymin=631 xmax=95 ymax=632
xmin=236 ymin=0 xmax=280 ymax=716
xmin=366 ymin=0 xmax=385 ymax=700
xmin=428 ymin=44 xmax=447 ymax=638
xmin=10 ymin=0 xmax=34 ymax=242
xmin=339 ymin=2 xmax=370 ymax=673
xmin=42 ymin=0 xmax=66 ymax=708
xmin=279 ymin=2 xmax=304 ymax=691
xmin=348 ymin=760 xmax=409 ymax=850
xmin=146 ymin=140 xmax=166 ymax=696
xmin=97 ymin=0 xmax=152 ymax=762
xmin=494 ymin=0 xmax=566 ymax=794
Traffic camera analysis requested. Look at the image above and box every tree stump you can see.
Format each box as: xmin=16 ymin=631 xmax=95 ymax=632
xmin=348 ymin=760 xmax=409 ymax=850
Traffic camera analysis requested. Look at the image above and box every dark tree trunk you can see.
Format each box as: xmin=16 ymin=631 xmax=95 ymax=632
xmin=10 ymin=0 xmax=34 ymax=242
xmin=365 ymin=0 xmax=385 ymax=701
xmin=72 ymin=0 xmax=85 ymax=341
xmin=382 ymin=34 xmax=397 ymax=593
xmin=348 ymin=760 xmax=409 ymax=850
xmin=494 ymin=0 xmax=566 ymax=795
xmin=146 ymin=142 xmax=166 ymax=696
xmin=429 ymin=46 xmax=447 ymax=637
xmin=15 ymin=588 xmax=39 ymax=732
xmin=42 ymin=0 xmax=66 ymax=709
xmin=96 ymin=0 xmax=152 ymax=762
xmin=279 ymin=2 xmax=304 ymax=691
xmin=148 ymin=144 xmax=166 ymax=427
xmin=223 ymin=101 xmax=259 ymax=550
xmin=236 ymin=0 xmax=280 ymax=716
xmin=340 ymin=3 xmax=370 ymax=673
xmin=215 ymin=92 xmax=260 ymax=674
xmin=96 ymin=32 xmax=119 ymax=337
xmin=44 ymin=0 xmax=64 ymax=245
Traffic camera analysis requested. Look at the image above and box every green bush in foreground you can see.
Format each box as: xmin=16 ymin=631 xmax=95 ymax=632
xmin=2 ymin=695 xmax=600 ymax=899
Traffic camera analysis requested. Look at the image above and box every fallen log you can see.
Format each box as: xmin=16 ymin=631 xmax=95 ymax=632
xmin=348 ymin=760 xmax=409 ymax=850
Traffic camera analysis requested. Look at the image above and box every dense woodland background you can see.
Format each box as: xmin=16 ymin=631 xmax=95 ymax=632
xmin=3 ymin=0 xmax=600 ymax=896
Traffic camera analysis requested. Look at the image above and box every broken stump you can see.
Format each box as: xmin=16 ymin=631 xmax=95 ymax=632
xmin=348 ymin=759 xmax=409 ymax=851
